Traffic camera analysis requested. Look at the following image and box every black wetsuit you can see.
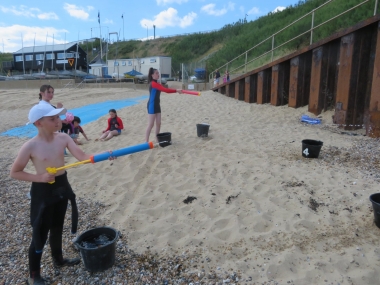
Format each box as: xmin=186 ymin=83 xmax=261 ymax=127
xmin=29 ymin=172 xmax=78 ymax=273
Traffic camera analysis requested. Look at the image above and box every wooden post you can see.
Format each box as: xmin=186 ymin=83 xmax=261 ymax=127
xmin=271 ymin=65 xmax=280 ymax=106
xmin=244 ymin=75 xmax=257 ymax=103
xmin=235 ymin=79 xmax=244 ymax=100
xmin=225 ymin=83 xmax=230 ymax=97
xmin=271 ymin=62 xmax=290 ymax=106
xmin=227 ymin=82 xmax=235 ymax=98
xmin=309 ymin=42 xmax=339 ymax=115
xmin=367 ymin=22 xmax=380 ymax=137
xmin=309 ymin=47 xmax=324 ymax=115
xmin=334 ymin=34 xmax=354 ymax=125
xmin=257 ymin=70 xmax=271 ymax=104
xmin=335 ymin=28 xmax=373 ymax=130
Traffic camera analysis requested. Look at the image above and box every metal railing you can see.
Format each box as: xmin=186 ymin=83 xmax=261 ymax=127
xmin=209 ymin=0 xmax=379 ymax=82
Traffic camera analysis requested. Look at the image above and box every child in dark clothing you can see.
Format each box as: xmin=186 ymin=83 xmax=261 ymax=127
xmin=68 ymin=116 xmax=89 ymax=145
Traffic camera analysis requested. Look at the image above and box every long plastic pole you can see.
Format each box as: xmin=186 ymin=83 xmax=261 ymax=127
xmin=47 ymin=142 xmax=155 ymax=183
xmin=90 ymin=141 xmax=154 ymax=163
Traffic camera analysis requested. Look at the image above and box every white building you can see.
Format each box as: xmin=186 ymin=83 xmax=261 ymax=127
xmin=106 ymin=56 xmax=172 ymax=78
xmin=89 ymin=58 xmax=107 ymax=77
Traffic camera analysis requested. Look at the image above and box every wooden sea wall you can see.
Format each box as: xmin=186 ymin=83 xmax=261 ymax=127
xmin=212 ymin=14 xmax=380 ymax=138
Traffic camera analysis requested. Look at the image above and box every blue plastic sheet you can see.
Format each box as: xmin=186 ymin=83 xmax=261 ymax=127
xmin=1 ymin=95 xmax=148 ymax=138
xmin=301 ymin=115 xmax=321 ymax=125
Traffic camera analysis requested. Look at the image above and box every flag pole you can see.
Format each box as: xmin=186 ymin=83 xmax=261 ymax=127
xmin=21 ymin=33 xmax=25 ymax=75
xmin=122 ymin=13 xmax=124 ymax=41
xmin=51 ymin=34 xmax=54 ymax=70
xmin=64 ymin=33 xmax=66 ymax=71
xmin=98 ymin=11 xmax=102 ymax=62
xmin=42 ymin=33 xmax=48 ymax=73
xmin=75 ymin=32 xmax=79 ymax=75
xmin=32 ymin=33 xmax=36 ymax=74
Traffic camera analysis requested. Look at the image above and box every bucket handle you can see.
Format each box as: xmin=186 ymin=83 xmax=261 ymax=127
xmin=72 ymin=229 xmax=120 ymax=250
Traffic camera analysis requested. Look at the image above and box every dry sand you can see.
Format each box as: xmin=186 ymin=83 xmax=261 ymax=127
xmin=0 ymin=85 xmax=380 ymax=284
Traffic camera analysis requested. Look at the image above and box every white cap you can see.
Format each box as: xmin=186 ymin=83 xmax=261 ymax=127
xmin=28 ymin=103 xmax=67 ymax=124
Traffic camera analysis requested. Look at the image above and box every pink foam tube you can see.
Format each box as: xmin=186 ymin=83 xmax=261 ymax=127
xmin=182 ymin=90 xmax=201 ymax=96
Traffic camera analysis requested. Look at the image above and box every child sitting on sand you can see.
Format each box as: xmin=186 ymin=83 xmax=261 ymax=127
xmin=10 ymin=103 xmax=114 ymax=285
xmin=68 ymin=116 xmax=89 ymax=145
xmin=96 ymin=109 xmax=124 ymax=141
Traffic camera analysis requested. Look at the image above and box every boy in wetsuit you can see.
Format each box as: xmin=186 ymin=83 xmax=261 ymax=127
xmin=10 ymin=103 xmax=114 ymax=285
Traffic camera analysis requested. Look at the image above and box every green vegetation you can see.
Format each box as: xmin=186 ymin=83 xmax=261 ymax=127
xmin=205 ymin=0 xmax=376 ymax=73
xmin=0 ymin=52 xmax=13 ymax=75
xmin=0 ymin=53 xmax=13 ymax=62
xmin=25 ymin=0 xmax=379 ymax=77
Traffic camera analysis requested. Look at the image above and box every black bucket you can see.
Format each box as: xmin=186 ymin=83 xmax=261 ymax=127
xmin=197 ymin=123 xmax=210 ymax=137
xmin=157 ymin=132 xmax=172 ymax=147
xmin=369 ymin=193 xmax=380 ymax=229
xmin=302 ymin=139 xmax=323 ymax=158
xmin=74 ymin=226 xmax=119 ymax=272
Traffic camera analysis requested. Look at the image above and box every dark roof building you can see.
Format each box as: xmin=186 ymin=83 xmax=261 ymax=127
xmin=11 ymin=42 xmax=88 ymax=73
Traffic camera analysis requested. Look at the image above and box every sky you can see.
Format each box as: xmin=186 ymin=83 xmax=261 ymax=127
xmin=0 ymin=0 xmax=301 ymax=53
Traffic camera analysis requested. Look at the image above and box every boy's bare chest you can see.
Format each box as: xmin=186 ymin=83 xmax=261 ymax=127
xmin=32 ymin=140 xmax=64 ymax=164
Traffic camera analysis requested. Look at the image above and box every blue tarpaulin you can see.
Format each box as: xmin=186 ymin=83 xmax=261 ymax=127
xmin=1 ymin=95 xmax=148 ymax=138
xmin=194 ymin=68 xmax=206 ymax=79
xmin=124 ymin=69 xmax=143 ymax=77
xmin=301 ymin=115 xmax=321 ymax=125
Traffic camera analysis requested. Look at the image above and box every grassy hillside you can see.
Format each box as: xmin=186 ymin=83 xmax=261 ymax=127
xmin=102 ymin=0 xmax=376 ymax=76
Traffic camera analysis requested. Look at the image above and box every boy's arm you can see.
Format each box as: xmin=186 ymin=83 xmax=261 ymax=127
xmin=66 ymin=135 xmax=92 ymax=161
xmin=10 ymin=143 xmax=55 ymax=183
xmin=66 ymin=135 xmax=114 ymax=161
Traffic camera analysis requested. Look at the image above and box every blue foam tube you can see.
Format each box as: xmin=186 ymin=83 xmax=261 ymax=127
xmin=90 ymin=142 xmax=154 ymax=163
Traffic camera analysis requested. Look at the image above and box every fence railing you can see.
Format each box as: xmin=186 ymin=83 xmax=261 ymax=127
xmin=209 ymin=0 xmax=379 ymax=82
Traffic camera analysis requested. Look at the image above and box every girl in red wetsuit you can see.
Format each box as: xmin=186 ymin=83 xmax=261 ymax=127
xmin=97 ymin=109 xmax=124 ymax=141
xmin=145 ymin=67 xmax=182 ymax=142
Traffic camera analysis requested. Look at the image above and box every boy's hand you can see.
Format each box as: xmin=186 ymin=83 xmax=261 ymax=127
xmin=115 ymin=124 xmax=119 ymax=128
xmin=39 ymin=172 xmax=56 ymax=183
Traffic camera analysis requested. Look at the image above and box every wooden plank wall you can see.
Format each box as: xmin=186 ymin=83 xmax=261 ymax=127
xmin=213 ymin=17 xmax=380 ymax=138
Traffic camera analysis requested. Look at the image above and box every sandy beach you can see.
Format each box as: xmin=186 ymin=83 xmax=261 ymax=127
xmin=0 ymin=84 xmax=380 ymax=285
